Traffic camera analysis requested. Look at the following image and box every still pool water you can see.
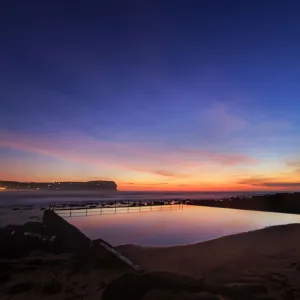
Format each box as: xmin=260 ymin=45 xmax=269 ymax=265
xmin=61 ymin=205 xmax=300 ymax=247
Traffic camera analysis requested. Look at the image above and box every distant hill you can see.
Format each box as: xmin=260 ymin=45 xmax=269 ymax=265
xmin=0 ymin=180 xmax=117 ymax=191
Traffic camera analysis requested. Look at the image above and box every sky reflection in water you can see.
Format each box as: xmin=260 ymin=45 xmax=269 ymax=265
xmin=64 ymin=205 xmax=300 ymax=246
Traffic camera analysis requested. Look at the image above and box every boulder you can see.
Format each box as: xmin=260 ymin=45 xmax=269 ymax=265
xmin=0 ymin=273 xmax=11 ymax=284
xmin=42 ymin=279 xmax=62 ymax=294
xmin=143 ymin=290 xmax=222 ymax=300
xmin=43 ymin=210 xmax=90 ymax=253
xmin=5 ymin=282 xmax=35 ymax=294
xmin=102 ymin=272 xmax=206 ymax=300
xmin=220 ymin=282 xmax=270 ymax=299
xmin=0 ymin=222 xmax=61 ymax=258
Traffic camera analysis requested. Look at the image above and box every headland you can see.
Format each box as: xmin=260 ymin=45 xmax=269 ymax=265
xmin=0 ymin=180 xmax=117 ymax=191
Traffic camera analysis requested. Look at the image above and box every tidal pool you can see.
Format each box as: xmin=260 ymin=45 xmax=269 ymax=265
xmin=60 ymin=205 xmax=300 ymax=246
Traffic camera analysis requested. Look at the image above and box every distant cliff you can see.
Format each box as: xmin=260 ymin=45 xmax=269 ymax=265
xmin=0 ymin=180 xmax=117 ymax=191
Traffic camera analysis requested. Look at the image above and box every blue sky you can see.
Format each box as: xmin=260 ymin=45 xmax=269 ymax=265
xmin=1 ymin=1 xmax=300 ymax=190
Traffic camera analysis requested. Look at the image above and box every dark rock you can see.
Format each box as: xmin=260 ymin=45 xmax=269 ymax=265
xmin=191 ymin=292 xmax=222 ymax=300
xmin=142 ymin=272 xmax=205 ymax=292
xmin=65 ymin=287 xmax=74 ymax=293
xmin=14 ymin=265 xmax=38 ymax=273
xmin=0 ymin=261 xmax=13 ymax=273
xmin=43 ymin=210 xmax=90 ymax=253
xmin=42 ymin=279 xmax=62 ymax=294
xmin=98 ymin=281 xmax=106 ymax=289
xmin=0 ymin=273 xmax=11 ymax=284
xmin=142 ymin=289 xmax=173 ymax=300
xmin=0 ymin=222 xmax=61 ymax=258
xmin=0 ymin=227 xmax=10 ymax=238
xmin=24 ymin=257 xmax=66 ymax=267
xmin=102 ymin=273 xmax=148 ymax=300
xmin=23 ymin=221 xmax=51 ymax=235
xmin=28 ymin=216 xmax=39 ymax=220
xmin=102 ymin=272 xmax=206 ymax=300
xmin=5 ymin=281 xmax=35 ymax=294
xmin=45 ymin=258 xmax=67 ymax=266
xmin=88 ymin=205 xmax=97 ymax=209
xmin=143 ymin=290 xmax=222 ymax=300
xmin=26 ymin=258 xmax=43 ymax=266
xmin=0 ymin=229 xmax=31 ymax=258
xmin=220 ymin=282 xmax=270 ymax=299
xmin=23 ymin=207 xmax=33 ymax=210
xmin=191 ymin=192 xmax=300 ymax=214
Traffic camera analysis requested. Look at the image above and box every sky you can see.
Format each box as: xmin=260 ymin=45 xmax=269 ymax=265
xmin=1 ymin=0 xmax=300 ymax=191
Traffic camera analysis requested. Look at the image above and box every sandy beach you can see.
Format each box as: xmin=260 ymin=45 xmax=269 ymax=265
xmin=117 ymin=224 xmax=300 ymax=299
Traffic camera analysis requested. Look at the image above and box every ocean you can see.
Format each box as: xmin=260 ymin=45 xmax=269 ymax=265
xmin=0 ymin=190 xmax=271 ymax=207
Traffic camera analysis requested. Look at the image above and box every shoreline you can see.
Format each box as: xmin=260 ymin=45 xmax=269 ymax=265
xmin=0 ymin=190 xmax=269 ymax=209
xmin=1 ymin=191 xmax=300 ymax=214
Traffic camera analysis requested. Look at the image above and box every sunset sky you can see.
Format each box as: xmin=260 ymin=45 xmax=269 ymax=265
xmin=1 ymin=1 xmax=300 ymax=191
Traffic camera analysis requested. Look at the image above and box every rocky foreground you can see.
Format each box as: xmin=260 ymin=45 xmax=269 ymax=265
xmin=0 ymin=210 xmax=300 ymax=299
xmin=0 ymin=210 xmax=132 ymax=300
xmin=191 ymin=192 xmax=300 ymax=215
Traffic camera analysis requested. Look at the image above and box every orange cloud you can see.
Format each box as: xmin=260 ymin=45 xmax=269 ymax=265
xmin=237 ymin=177 xmax=300 ymax=190
xmin=175 ymin=149 xmax=258 ymax=166
xmin=0 ymin=130 xmax=257 ymax=165
xmin=0 ymin=129 xmax=260 ymax=189
xmin=285 ymin=159 xmax=300 ymax=169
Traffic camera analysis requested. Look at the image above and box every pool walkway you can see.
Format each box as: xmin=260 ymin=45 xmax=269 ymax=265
xmin=49 ymin=200 xmax=185 ymax=217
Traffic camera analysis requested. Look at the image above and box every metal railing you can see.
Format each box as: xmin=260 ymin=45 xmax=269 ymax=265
xmin=50 ymin=200 xmax=184 ymax=217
